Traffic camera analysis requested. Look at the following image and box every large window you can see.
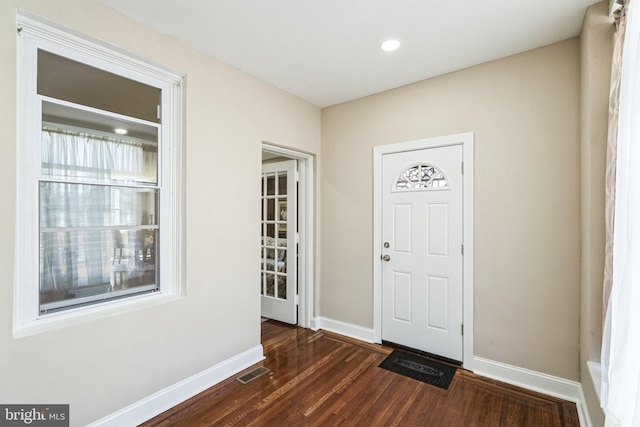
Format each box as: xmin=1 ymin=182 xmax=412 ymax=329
xmin=15 ymin=14 xmax=184 ymax=333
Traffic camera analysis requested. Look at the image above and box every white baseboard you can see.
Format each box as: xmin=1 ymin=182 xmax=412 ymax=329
xmin=473 ymin=356 xmax=592 ymax=427
xmin=87 ymin=345 xmax=265 ymax=427
xmin=312 ymin=316 xmax=375 ymax=343
xmin=578 ymin=382 xmax=594 ymax=427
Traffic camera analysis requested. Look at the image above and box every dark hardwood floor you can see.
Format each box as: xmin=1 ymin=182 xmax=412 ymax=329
xmin=141 ymin=320 xmax=580 ymax=426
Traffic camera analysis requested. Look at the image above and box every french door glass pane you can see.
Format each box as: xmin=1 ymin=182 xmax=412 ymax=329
xmin=265 ymin=274 xmax=275 ymax=297
xmin=278 ymin=172 xmax=287 ymax=195
xmin=277 ymin=274 xmax=286 ymax=299
xmin=266 ymin=224 xmax=275 ymax=238
xmin=277 ymin=236 xmax=286 ymax=248
xmin=266 ymin=174 xmax=275 ymax=196
xmin=266 ymin=199 xmax=275 ymax=221
xmin=277 ymin=250 xmax=287 ymax=270
xmin=265 ymin=257 xmax=275 ymax=271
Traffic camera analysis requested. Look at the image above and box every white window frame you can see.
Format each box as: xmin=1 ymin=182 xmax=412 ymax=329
xmin=14 ymin=12 xmax=185 ymax=337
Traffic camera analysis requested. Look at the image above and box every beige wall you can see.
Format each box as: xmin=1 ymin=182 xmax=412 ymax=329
xmin=0 ymin=0 xmax=614 ymax=423
xmin=321 ymin=39 xmax=581 ymax=380
xmin=0 ymin=1 xmax=320 ymax=425
xmin=580 ymin=2 xmax=614 ymax=426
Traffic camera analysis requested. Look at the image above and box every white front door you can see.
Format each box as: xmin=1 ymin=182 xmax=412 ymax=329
xmin=381 ymin=144 xmax=463 ymax=362
xmin=261 ymin=160 xmax=297 ymax=324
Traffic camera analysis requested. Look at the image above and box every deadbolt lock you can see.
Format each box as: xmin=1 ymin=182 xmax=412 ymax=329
xmin=383 ymin=242 xmax=390 ymax=248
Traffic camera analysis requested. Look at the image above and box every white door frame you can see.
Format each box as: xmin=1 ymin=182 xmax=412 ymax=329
xmin=373 ymin=132 xmax=474 ymax=370
xmin=262 ymin=142 xmax=315 ymax=328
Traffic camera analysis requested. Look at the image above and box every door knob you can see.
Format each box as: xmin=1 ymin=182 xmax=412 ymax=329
xmin=382 ymin=254 xmax=391 ymax=261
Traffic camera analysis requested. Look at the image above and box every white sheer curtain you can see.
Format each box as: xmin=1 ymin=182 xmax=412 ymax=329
xmin=42 ymin=129 xmax=144 ymax=181
xmin=601 ymin=0 xmax=640 ymax=425
xmin=604 ymin=4 xmax=627 ymax=319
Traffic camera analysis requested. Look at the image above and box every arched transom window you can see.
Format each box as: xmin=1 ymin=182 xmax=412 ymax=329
xmin=394 ymin=164 xmax=448 ymax=191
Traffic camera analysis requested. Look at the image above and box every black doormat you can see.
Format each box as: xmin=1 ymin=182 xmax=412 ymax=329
xmin=379 ymin=349 xmax=457 ymax=390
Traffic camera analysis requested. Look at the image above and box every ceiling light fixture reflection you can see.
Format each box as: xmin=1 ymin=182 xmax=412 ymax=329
xmin=114 ymin=128 xmax=128 ymax=135
xmin=380 ymin=39 xmax=400 ymax=52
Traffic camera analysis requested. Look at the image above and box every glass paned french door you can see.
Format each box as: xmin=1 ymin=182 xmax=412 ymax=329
xmin=261 ymin=159 xmax=297 ymax=324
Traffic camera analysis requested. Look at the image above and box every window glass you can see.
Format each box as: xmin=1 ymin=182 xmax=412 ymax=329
xmin=36 ymin=57 xmax=161 ymax=313
xmin=37 ymin=50 xmax=161 ymax=123
xmin=39 ymin=183 xmax=157 ymax=228
xmin=39 ymin=229 xmax=157 ymax=313
xmin=41 ymin=103 xmax=158 ymax=185
xmin=394 ymin=164 xmax=448 ymax=190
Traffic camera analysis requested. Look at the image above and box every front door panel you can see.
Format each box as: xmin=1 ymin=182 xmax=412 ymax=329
xmin=381 ymin=144 xmax=463 ymax=361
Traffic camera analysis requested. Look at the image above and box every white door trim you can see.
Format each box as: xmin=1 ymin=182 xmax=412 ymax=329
xmin=262 ymin=143 xmax=315 ymax=328
xmin=373 ymin=132 xmax=474 ymax=370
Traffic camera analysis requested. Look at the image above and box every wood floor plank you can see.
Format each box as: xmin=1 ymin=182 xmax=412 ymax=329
xmin=141 ymin=320 xmax=580 ymax=427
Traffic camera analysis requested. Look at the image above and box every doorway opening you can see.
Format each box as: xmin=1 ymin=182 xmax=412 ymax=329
xmin=261 ymin=143 xmax=314 ymax=328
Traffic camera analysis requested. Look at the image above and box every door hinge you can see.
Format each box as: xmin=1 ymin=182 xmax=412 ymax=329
xmin=295 ymin=233 xmax=300 ymax=244
xmin=461 ymin=243 xmax=464 ymax=255
xmin=295 ymin=294 xmax=300 ymax=305
xmin=461 ymin=162 xmax=464 ymax=174
xmin=156 ymin=104 xmax=161 ymax=120
xmin=295 ymin=170 xmax=300 ymax=182
xmin=461 ymin=324 xmax=464 ymax=336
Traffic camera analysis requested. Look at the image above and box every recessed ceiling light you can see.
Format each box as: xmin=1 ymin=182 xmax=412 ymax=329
xmin=380 ymin=39 xmax=400 ymax=52
xmin=114 ymin=128 xmax=128 ymax=135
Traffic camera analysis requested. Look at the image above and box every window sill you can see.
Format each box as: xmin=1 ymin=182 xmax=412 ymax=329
xmin=13 ymin=293 xmax=184 ymax=338
xmin=587 ymin=360 xmax=602 ymax=401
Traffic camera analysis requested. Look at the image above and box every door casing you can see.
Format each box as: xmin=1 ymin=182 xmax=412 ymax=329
xmin=262 ymin=143 xmax=315 ymax=328
xmin=373 ymin=132 xmax=474 ymax=370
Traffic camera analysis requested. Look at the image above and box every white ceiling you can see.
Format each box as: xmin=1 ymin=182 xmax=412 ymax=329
xmin=98 ymin=0 xmax=601 ymax=108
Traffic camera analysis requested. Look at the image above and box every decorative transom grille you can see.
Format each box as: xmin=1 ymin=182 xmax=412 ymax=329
xmin=394 ymin=164 xmax=448 ymax=190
